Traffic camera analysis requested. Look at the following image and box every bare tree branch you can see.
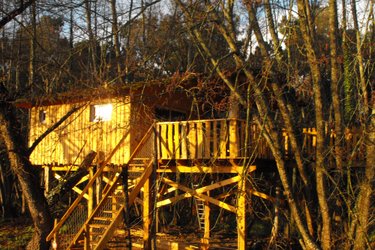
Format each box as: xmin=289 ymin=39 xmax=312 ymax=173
xmin=0 ymin=0 xmax=36 ymax=30
xmin=27 ymin=104 xmax=84 ymax=156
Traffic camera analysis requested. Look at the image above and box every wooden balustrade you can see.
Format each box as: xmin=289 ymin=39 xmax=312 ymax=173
xmin=156 ymin=119 xmax=364 ymax=162
xmin=156 ymin=119 xmax=269 ymax=160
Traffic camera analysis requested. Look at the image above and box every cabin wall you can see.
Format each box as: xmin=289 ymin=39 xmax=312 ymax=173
xmin=127 ymin=85 xmax=194 ymax=157
xmin=29 ymin=97 xmax=131 ymax=165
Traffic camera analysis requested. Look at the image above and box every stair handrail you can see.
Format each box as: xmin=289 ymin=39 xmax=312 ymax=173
xmin=67 ymin=124 xmax=155 ymax=247
xmin=46 ymin=126 xmax=132 ymax=242
xmin=46 ymin=123 xmax=155 ymax=242
xmin=101 ymin=123 xmax=155 ymax=194
xmin=94 ymin=159 xmax=154 ymax=250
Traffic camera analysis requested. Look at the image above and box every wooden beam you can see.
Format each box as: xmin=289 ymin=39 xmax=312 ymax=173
xmin=160 ymin=177 xmax=236 ymax=213
xmin=248 ymin=189 xmax=275 ymax=202
xmin=53 ymin=173 xmax=89 ymax=200
xmin=157 ymin=175 xmax=241 ymax=208
xmin=157 ymin=165 xmax=256 ymax=174
xmin=50 ymin=166 xmax=79 ymax=171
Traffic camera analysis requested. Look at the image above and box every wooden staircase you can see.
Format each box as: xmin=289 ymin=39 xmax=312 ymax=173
xmin=68 ymin=160 xmax=153 ymax=249
xmin=47 ymin=125 xmax=154 ymax=250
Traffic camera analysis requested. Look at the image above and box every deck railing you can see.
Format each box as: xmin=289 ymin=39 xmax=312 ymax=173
xmin=156 ymin=119 xmax=364 ymax=162
xmin=156 ymin=119 xmax=272 ymax=160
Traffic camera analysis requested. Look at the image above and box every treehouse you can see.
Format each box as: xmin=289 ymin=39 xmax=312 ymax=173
xmin=17 ymin=80 xmax=364 ymax=250
xmin=23 ymin=82 xmax=191 ymax=167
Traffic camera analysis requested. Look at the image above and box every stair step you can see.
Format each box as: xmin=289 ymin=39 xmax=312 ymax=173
xmin=129 ymin=163 xmax=147 ymax=166
xmin=103 ymin=210 xmax=115 ymax=214
xmin=94 ymin=217 xmax=113 ymax=221
xmin=90 ymin=223 xmax=110 ymax=228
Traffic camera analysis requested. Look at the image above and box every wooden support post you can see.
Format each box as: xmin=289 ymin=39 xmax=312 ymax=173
xmin=143 ymin=174 xmax=151 ymax=249
xmin=122 ymin=166 xmax=132 ymax=248
xmin=44 ymin=166 xmax=51 ymax=196
xmin=51 ymin=219 xmax=58 ymax=250
xmin=229 ymin=119 xmax=238 ymax=158
xmin=143 ymin=126 xmax=157 ymax=249
xmin=88 ymin=167 xmax=94 ymax=217
xmin=202 ymin=191 xmax=210 ymax=250
xmin=84 ymin=223 xmax=90 ymax=250
xmin=237 ymin=173 xmax=247 ymax=250
xmin=96 ymin=171 xmax=102 ymax=205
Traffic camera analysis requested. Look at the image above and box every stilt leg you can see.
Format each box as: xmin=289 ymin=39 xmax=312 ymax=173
xmin=237 ymin=174 xmax=247 ymax=250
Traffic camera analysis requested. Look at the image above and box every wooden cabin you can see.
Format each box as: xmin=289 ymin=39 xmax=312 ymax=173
xmin=22 ymin=82 xmax=192 ymax=167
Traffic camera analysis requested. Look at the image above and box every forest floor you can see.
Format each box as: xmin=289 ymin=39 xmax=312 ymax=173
xmin=0 ymin=217 xmax=33 ymax=249
xmin=0 ymin=217 xmax=296 ymax=249
xmin=0 ymin=219 xmax=255 ymax=249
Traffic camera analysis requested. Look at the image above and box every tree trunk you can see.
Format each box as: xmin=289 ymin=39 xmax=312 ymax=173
xmin=351 ymin=0 xmax=369 ymax=113
xmin=353 ymin=108 xmax=374 ymax=250
xmin=84 ymin=0 xmax=97 ymax=82
xmin=296 ymin=0 xmax=332 ymax=248
xmin=110 ymin=0 xmax=123 ymax=83
xmin=124 ymin=0 xmax=134 ymax=82
xmin=246 ymin=2 xmax=308 ymax=185
xmin=28 ymin=1 xmax=36 ymax=88
xmin=46 ymin=151 xmax=97 ymax=207
xmin=0 ymin=102 xmax=52 ymax=250
xmin=328 ymin=0 xmax=343 ymax=170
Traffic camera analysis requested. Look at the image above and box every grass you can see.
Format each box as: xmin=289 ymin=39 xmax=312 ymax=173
xmin=0 ymin=218 xmax=33 ymax=249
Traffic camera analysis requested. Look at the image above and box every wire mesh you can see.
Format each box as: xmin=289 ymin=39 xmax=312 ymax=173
xmin=133 ymin=131 xmax=153 ymax=159
xmin=55 ymin=200 xmax=88 ymax=249
xmin=88 ymin=184 xmax=125 ymax=247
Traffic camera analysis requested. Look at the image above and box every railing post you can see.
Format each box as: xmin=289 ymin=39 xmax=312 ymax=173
xmin=84 ymin=223 xmax=90 ymax=250
xmin=88 ymin=166 xmax=94 ymax=217
xmin=229 ymin=119 xmax=239 ymax=158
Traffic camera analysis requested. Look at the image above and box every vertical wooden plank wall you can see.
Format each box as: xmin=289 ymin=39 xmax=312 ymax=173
xmin=29 ymin=97 xmax=131 ymax=166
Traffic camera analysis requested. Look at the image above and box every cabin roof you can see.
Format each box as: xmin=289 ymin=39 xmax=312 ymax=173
xmin=14 ymin=75 xmax=197 ymax=108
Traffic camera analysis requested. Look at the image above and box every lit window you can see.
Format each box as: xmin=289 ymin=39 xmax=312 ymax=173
xmin=39 ymin=110 xmax=46 ymax=124
xmin=90 ymin=104 xmax=113 ymax=122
